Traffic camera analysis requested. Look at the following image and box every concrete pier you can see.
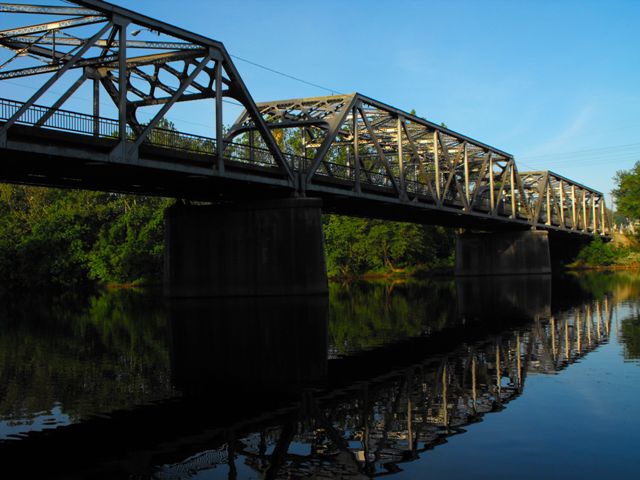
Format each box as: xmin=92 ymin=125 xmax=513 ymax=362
xmin=455 ymin=230 xmax=551 ymax=276
xmin=164 ymin=197 xmax=328 ymax=297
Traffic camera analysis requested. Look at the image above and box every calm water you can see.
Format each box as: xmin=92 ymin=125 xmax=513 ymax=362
xmin=1 ymin=272 xmax=639 ymax=478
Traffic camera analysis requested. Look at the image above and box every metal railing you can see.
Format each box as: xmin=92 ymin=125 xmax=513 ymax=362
xmin=0 ymin=97 xmax=286 ymax=168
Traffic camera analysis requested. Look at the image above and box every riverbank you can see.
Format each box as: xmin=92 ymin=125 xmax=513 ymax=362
xmin=328 ymin=262 xmax=454 ymax=282
xmin=567 ymin=233 xmax=640 ymax=270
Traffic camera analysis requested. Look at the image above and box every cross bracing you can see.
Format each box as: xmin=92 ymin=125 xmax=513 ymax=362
xmin=231 ymin=93 xmax=610 ymax=235
xmin=0 ymin=0 xmax=292 ymax=179
xmin=0 ymin=1 xmax=610 ymax=237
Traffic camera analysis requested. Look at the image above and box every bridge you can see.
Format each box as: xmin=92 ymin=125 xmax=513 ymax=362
xmin=0 ymin=1 xmax=611 ymax=295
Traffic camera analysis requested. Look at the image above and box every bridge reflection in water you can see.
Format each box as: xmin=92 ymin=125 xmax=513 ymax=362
xmin=0 ymin=277 xmax=615 ymax=479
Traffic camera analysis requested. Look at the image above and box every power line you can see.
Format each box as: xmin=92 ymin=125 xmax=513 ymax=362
xmin=520 ymin=142 xmax=640 ymax=160
xmin=519 ymin=151 xmax=640 ymax=169
xmin=230 ymin=53 xmax=341 ymax=95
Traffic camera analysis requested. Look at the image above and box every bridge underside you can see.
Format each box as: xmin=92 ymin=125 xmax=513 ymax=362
xmin=0 ymin=124 xmax=600 ymax=235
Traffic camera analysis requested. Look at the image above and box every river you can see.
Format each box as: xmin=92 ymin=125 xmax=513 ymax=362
xmin=1 ymin=272 xmax=639 ymax=478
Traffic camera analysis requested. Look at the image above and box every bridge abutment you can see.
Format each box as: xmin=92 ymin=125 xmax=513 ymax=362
xmin=455 ymin=230 xmax=552 ymax=276
xmin=164 ymin=197 xmax=328 ymax=297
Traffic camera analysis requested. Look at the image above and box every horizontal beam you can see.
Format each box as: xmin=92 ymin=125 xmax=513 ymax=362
xmin=0 ymin=15 xmax=106 ymax=37
xmin=5 ymin=35 xmax=201 ymax=50
xmin=0 ymin=3 xmax=99 ymax=15
xmin=73 ymin=0 xmax=226 ymax=50
xmin=0 ymin=49 xmax=208 ymax=80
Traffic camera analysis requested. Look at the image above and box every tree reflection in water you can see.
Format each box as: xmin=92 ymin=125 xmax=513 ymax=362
xmin=0 ymin=272 xmax=638 ymax=479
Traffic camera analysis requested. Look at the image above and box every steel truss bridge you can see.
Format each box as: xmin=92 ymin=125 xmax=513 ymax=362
xmin=0 ymin=0 xmax=610 ymax=236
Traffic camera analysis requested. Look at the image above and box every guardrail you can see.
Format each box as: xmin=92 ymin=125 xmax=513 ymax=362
xmin=0 ymin=97 xmax=304 ymax=169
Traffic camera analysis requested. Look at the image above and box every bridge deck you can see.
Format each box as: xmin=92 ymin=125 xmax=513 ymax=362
xmin=0 ymin=96 xmax=607 ymax=236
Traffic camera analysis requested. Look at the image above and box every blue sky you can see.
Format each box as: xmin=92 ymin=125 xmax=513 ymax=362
xmin=4 ymin=0 xmax=640 ymax=205
xmin=124 ymin=0 xmax=640 ymax=205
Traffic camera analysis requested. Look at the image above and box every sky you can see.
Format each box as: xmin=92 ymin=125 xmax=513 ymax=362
xmin=3 ymin=0 xmax=640 ymax=206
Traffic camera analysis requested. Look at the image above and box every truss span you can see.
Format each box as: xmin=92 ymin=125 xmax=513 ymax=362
xmin=231 ymin=93 xmax=610 ymax=236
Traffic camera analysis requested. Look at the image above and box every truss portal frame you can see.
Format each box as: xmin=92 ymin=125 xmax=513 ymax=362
xmin=231 ymin=93 xmax=609 ymax=235
xmin=0 ymin=0 xmax=293 ymax=183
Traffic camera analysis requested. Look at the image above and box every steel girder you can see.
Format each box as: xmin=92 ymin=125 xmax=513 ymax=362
xmin=0 ymin=0 xmax=293 ymax=182
xmin=230 ymin=93 xmax=610 ymax=236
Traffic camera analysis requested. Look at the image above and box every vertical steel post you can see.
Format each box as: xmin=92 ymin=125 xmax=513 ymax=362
xmin=571 ymin=185 xmax=577 ymax=229
xmin=397 ymin=116 xmax=405 ymax=197
xmin=510 ymin=163 xmax=516 ymax=218
xmin=592 ymin=196 xmax=598 ymax=233
xmin=353 ymin=106 xmax=361 ymax=194
xmin=215 ymin=61 xmax=224 ymax=172
xmin=464 ymin=142 xmax=470 ymax=206
xmin=302 ymin=127 xmax=307 ymax=174
xmin=489 ymin=156 xmax=495 ymax=212
xmin=559 ymin=180 xmax=565 ymax=227
xmin=117 ymin=20 xmax=127 ymax=145
xmin=93 ymin=75 xmax=100 ymax=136
xmin=434 ymin=131 xmax=440 ymax=202
xmin=582 ymin=192 xmax=587 ymax=232
xmin=546 ymin=180 xmax=551 ymax=225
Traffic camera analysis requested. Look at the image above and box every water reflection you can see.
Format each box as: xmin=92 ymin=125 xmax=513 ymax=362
xmin=456 ymin=275 xmax=551 ymax=320
xmin=0 ymin=273 xmax=638 ymax=478
xmin=169 ymin=296 xmax=328 ymax=394
xmin=155 ymin=298 xmax=614 ymax=479
xmin=0 ymin=290 xmax=174 ymax=435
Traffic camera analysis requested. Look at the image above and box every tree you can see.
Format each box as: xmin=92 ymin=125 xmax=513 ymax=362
xmin=613 ymin=161 xmax=640 ymax=221
xmin=322 ymin=215 xmax=455 ymax=277
xmin=0 ymin=184 xmax=171 ymax=289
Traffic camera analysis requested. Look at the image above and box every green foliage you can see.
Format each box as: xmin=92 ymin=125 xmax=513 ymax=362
xmin=87 ymin=196 xmax=172 ymax=284
xmin=0 ymin=184 xmax=170 ymax=289
xmin=573 ymin=235 xmax=640 ymax=268
xmin=576 ymin=236 xmax=619 ymax=266
xmin=323 ymin=214 xmax=455 ymax=277
xmin=613 ymin=161 xmax=640 ymax=221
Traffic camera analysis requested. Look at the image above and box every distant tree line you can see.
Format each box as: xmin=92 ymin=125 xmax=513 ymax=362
xmin=323 ymin=215 xmax=455 ymax=278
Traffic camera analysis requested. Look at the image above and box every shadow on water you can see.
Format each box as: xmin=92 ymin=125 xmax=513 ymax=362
xmin=169 ymin=296 xmax=329 ymax=395
xmin=0 ymin=273 xmax=638 ymax=478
